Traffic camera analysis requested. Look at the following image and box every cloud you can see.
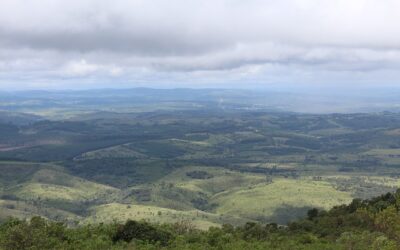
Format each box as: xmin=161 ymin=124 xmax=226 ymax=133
xmin=61 ymin=59 xmax=123 ymax=77
xmin=63 ymin=60 xmax=99 ymax=77
xmin=0 ymin=0 xmax=400 ymax=89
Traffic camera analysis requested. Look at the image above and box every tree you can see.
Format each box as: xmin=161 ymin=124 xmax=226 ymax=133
xmin=112 ymin=220 xmax=171 ymax=245
xmin=307 ymin=208 xmax=319 ymax=220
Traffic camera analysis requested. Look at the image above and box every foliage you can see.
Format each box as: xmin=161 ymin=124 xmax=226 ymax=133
xmin=112 ymin=220 xmax=172 ymax=245
xmin=186 ymin=171 xmax=213 ymax=180
xmin=2 ymin=190 xmax=400 ymax=249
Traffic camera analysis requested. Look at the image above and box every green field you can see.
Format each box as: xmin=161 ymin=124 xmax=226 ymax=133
xmin=87 ymin=203 xmax=221 ymax=229
xmin=213 ymin=178 xmax=352 ymax=223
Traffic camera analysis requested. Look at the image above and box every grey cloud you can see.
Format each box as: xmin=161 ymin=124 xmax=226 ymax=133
xmin=0 ymin=27 xmax=230 ymax=56
xmin=1 ymin=0 xmax=400 ymax=89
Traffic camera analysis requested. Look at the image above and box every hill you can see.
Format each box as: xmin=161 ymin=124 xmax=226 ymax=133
xmin=1 ymin=190 xmax=400 ymax=249
xmin=1 ymin=109 xmax=400 ymax=227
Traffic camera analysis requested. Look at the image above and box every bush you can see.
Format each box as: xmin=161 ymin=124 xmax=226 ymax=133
xmin=186 ymin=171 xmax=213 ymax=179
xmin=112 ymin=220 xmax=172 ymax=245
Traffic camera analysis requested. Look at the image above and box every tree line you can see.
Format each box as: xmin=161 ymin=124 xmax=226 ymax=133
xmin=2 ymin=190 xmax=400 ymax=249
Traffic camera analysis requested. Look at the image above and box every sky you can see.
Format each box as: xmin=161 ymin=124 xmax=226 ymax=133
xmin=1 ymin=0 xmax=400 ymax=90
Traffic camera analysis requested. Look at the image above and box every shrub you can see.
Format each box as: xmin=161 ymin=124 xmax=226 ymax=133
xmin=112 ymin=220 xmax=172 ymax=245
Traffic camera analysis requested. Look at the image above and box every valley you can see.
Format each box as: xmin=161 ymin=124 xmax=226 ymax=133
xmin=1 ymin=90 xmax=400 ymax=228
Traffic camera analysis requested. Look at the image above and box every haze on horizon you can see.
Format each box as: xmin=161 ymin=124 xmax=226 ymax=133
xmin=1 ymin=0 xmax=400 ymax=91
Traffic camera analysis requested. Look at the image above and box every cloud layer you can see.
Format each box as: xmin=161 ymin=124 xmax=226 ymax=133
xmin=1 ymin=0 xmax=400 ymax=89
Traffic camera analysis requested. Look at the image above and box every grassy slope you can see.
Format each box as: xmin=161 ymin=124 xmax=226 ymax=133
xmin=1 ymin=162 xmax=398 ymax=228
xmin=86 ymin=203 xmax=223 ymax=230
xmin=118 ymin=167 xmax=353 ymax=225
xmin=212 ymin=178 xmax=352 ymax=223
xmin=160 ymin=166 xmax=266 ymax=194
xmin=0 ymin=161 xmax=120 ymax=222
xmin=0 ymin=199 xmax=82 ymax=222
xmin=76 ymin=144 xmax=147 ymax=160
xmin=14 ymin=168 xmax=119 ymax=202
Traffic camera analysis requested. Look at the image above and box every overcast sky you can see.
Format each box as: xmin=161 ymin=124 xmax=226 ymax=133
xmin=1 ymin=0 xmax=400 ymax=90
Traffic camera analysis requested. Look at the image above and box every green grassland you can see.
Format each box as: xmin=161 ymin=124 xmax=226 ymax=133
xmin=0 ymin=199 xmax=83 ymax=223
xmin=0 ymin=161 xmax=120 ymax=222
xmin=86 ymin=203 xmax=226 ymax=230
xmin=212 ymin=178 xmax=352 ymax=224
xmin=14 ymin=169 xmax=118 ymax=202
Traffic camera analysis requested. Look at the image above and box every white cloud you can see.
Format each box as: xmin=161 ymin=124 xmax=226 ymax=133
xmin=0 ymin=0 xmax=400 ymax=89
xmin=63 ymin=59 xmax=99 ymax=76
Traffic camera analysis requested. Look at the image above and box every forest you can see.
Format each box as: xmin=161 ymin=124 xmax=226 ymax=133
xmin=1 ymin=190 xmax=400 ymax=249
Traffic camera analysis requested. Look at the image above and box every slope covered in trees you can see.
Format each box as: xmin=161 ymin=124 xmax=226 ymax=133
xmin=1 ymin=190 xmax=400 ymax=249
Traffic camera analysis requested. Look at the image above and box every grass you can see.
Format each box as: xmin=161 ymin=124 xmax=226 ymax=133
xmin=86 ymin=203 xmax=222 ymax=230
xmin=363 ymin=176 xmax=400 ymax=188
xmin=212 ymin=178 xmax=353 ymax=223
xmin=363 ymin=148 xmax=400 ymax=165
xmin=120 ymin=166 xmax=266 ymax=212
xmin=0 ymin=162 xmax=392 ymax=227
xmin=168 ymin=138 xmax=211 ymax=147
xmin=158 ymin=166 xmax=266 ymax=196
xmin=0 ymin=161 xmax=119 ymax=204
xmin=0 ymin=200 xmax=34 ymax=221
xmin=0 ymin=199 xmax=82 ymax=222
xmin=126 ymin=167 xmax=354 ymax=225
xmin=237 ymin=162 xmax=297 ymax=170
xmin=0 ymin=162 xmax=42 ymax=188
xmin=384 ymin=128 xmax=400 ymax=136
xmin=14 ymin=168 xmax=119 ymax=202
xmin=364 ymin=148 xmax=400 ymax=156
xmin=324 ymin=175 xmax=400 ymax=188
xmin=76 ymin=144 xmax=147 ymax=160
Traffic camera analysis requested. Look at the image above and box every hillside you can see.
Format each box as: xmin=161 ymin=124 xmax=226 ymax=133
xmin=0 ymin=108 xmax=400 ymax=228
xmin=1 ymin=190 xmax=400 ymax=249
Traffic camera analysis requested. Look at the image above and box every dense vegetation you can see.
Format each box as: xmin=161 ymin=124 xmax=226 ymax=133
xmin=1 ymin=190 xmax=400 ymax=249
xmin=1 ymin=89 xmax=400 ymax=233
xmin=1 ymin=109 xmax=400 ymax=226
